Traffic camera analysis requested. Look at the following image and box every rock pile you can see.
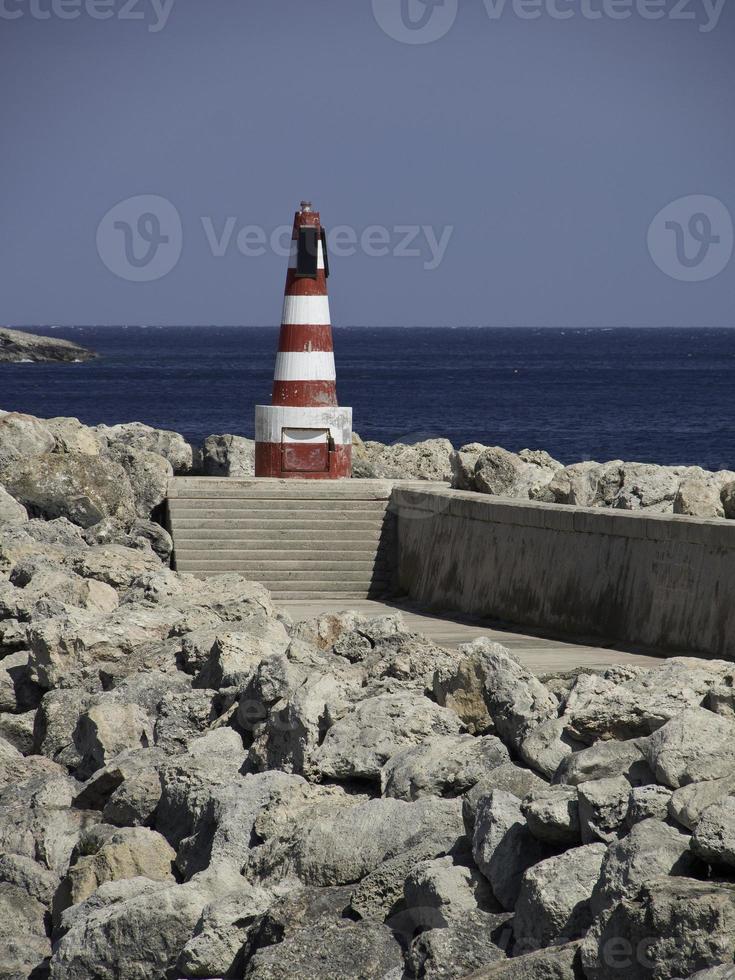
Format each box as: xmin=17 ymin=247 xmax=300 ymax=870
xmin=2 ymin=482 xmax=735 ymax=976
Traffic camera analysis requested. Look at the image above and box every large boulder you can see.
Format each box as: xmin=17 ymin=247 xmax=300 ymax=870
xmin=0 ymin=452 xmax=136 ymax=528
xmin=404 ymin=909 xmax=510 ymax=979
xmin=674 ymin=476 xmax=725 ymax=518
xmin=200 ymin=434 xmax=256 ymax=477
xmin=0 ymin=412 xmax=56 ymax=469
xmin=522 ymin=785 xmax=580 ymax=845
xmin=472 ymin=790 xmax=549 ymax=911
xmin=691 ymin=798 xmax=735 ymax=868
xmin=473 ymin=447 xmax=561 ymax=500
xmin=380 ymin=733 xmax=509 ymax=801
xmin=668 ymin=773 xmax=735 ymax=831
xmin=644 ymin=708 xmax=735 ymax=788
xmin=513 ymin=843 xmax=607 ymax=952
xmin=0 ymin=484 xmax=28 ymax=525
xmin=0 ymin=881 xmax=51 ymax=978
xmin=97 ymin=421 xmax=194 ymax=475
xmin=106 ymin=445 xmax=172 ymax=519
xmin=581 ymin=877 xmax=735 ymax=980
xmin=357 ymin=438 xmax=453 ymax=482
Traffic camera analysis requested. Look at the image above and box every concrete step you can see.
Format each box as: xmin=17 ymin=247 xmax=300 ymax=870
xmin=169 ymin=507 xmax=389 ymax=522
xmin=169 ymin=522 xmax=387 ymax=537
xmin=172 ymin=563 xmax=388 ymax=582
xmin=172 ymin=557 xmax=389 ymax=572
xmin=174 ymin=544 xmax=388 ymax=558
xmin=172 ymin=533 xmax=388 ymax=549
xmin=169 ymin=498 xmax=389 ymax=512
xmin=168 ymin=517 xmax=388 ymax=531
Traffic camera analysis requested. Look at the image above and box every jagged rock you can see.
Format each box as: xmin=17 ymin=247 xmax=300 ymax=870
xmin=288 ymin=796 xmax=464 ymax=887
xmin=405 ymin=909 xmax=509 ymax=979
xmin=54 ymin=825 xmax=176 ymax=916
xmin=381 ymin=733 xmax=509 ymax=801
xmin=45 ymin=415 xmax=103 ymax=455
xmin=691 ymin=798 xmax=735 ymax=867
xmin=589 ymin=818 xmax=698 ymax=922
xmin=243 ymin=918 xmax=404 ymax=979
xmin=707 ymin=684 xmax=735 ymax=719
xmin=581 ymin=878 xmax=735 ymax=980
xmin=626 ymin=784 xmax=673 ymax=827
xmin=522 ymin=785 xmax=580 ymax=845
xmin=349 ymin=838 xmax=461 ymax=922
xmin=0 ymin=708 xmax=36 ymax=753
xmin=201 ymin=433 xmax=256 ymax=477
xmin=450 ymin=442 xmax=487 ymax=491
xmin=513 ymin=844 xmax=607 ymax=952
xmin=358 ymin=437 xmax=453 ymax=481
xmin=547 ymin=460 xmax=624 ymax=507
xmin=72 ymin=746 xmax=168 ymax=816
xmin=195 ymin=622 xmax=290 ymax=690
xmin=33 ymin=688 xmax=96 ymax=769
xmin=65 ymin=543 xmax=162 ymax=590
xmin=0 ymin=452 xmax=136 ymax=527
xmin=462 ymin=765 xmax=547 ymax=835
xmin=668 ymin=773 xmax=735 ymax=831
xmin=175 ymin=880 xmax=273 ymax=979
xmin=105 ymin=444 xmax=172 ymax=519
xmin=0 ymin=650 xmax=42 ymax=713
xmin=644 ymin=708 xmax=735 ymax=788
xmin=519 ymin=717 xmax=584 ymax=779
xmin=49 ymin=878 xmax=223 ymax=980
xmin=472 ymin=790 xmax=549 ymax=911
xmin=98 ymin=421 xmax=194 ymax=475
xmin=153 ymin=688 xmax=216 ymax=754
xmin=4 ymin=561 xmax=119 ymax=620
xmin=563 ymin=659 xmax=734 ymax=743
xmin=674 ymin=476 xmax=725 ymax=518
xmin=316 ymin=692 xmax=464 ymax=783
xmin=0 ymin=801 xmax=101 ymax=878
xmin=722 ymin=481 xmax=735 ymax=520
xmin=83 ymin=516 xmax=173 ymax=562
xmin=577 ymin=776 xmax=631 ymax=843
xmin=0 ymin=881 xmax=51 ymax=978
xmin=553 ymin=738 xmax=654 ymax=787
xmin=403 ymin=855 xmax=497 ymax=926
xmin=473 ymin=446 xmax=561 ymax=500
xmin=433 ymin=652 xmax=494 ymax=734
xmin=0 ymin=483 xmax=28 ymax=525
xmin=0 ymin=851 xmax=60 ymax=906
xmin=0 ymin=411 xmax=56 ymax=469
xmin=465 ymin=942 xmax=583 ymax=978
xmin=458 ymin=638 xmax=557 ymax=749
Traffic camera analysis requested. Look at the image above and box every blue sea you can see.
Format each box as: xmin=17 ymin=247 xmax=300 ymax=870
xmin=2 ymin=327 xmax=735 ymax=471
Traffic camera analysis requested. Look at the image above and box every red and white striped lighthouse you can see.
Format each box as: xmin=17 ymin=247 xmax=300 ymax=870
xmin=255 ymin=202 xmax=352 ymax=479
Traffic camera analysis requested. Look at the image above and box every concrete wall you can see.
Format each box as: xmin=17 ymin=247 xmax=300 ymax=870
xmin=392 ymin=487 xmax=735 ymax=658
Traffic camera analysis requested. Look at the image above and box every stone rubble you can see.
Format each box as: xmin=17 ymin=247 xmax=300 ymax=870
xmin=1 ymin=410 xmax=735 ymax=977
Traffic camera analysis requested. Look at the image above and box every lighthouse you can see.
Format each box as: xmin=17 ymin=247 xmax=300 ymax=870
xmin=254 ymin=202 xmax=352 ymax=479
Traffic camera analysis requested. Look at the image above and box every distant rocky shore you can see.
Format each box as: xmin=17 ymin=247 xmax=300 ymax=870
xmin=2 ymin=408 xmax=735 ymax=978
xmin=0 ymin=327 xmax=97 ymax=364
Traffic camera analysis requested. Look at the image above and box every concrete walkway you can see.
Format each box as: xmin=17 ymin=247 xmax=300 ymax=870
xmin=279 ymin=598 xmax=665 ymax=674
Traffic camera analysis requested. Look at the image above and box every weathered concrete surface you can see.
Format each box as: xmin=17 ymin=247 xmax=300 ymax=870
xmin=392 ymin=488 xmax=735 ymax=659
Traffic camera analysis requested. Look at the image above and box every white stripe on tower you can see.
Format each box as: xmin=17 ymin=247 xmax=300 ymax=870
xmin=274 ymin=351 xmax=336 ymax=381
xmin=281 ymin=295 xmax=331 ymax=326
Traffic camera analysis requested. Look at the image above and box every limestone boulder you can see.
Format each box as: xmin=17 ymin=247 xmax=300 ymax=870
xmin=547 ymin=460 xmax=624 ymax=507
xmin=98 ymin=421 xmax=194 ymax=474
xmin=381 ymin=733 xmax=510 ymax=801
xmin=359 ymin=437 xmax=453 ymax=481
xmin=0 ymin=411 xmax=56 ymax=469
xmin=84 ymin=516 xmax=173 ymax=563
xmin=463 ymin=941 xmax=583 ymax=978
xmin=513 ymin=843 xmax=607 ymax=952
xmin=106 ymin=444 xmax=172 ymax=519
xmin=581 ymin=877 xmax=735 ymax=980
xmin=403 ymin=855 xmax=497 ymax=926
xmin=0 ymin=881 xmax=51 ymax=979
xmin=553 ymin=737 xmax=654 ymax=787
xmin=73 ymin=699 xmax=154 ymax=778
xmin=473 ymin=446 xmax=561 ymax=500
xmin=200 ymin=433 xmax=256 ymax=477
xmin=722 ymin=481 xmax=735 ymax=519
xmin=691 ymin=798 xmax=735 ymax=868
xmin=0 ymin=452 xmax=136 ymax=528
xmin=577 ymin=776 xmax=631 ymax=843
xmin=668 ymin=773 xmax=735 ymax=831
xmin=450 ymin=442 xmax=487 ymax=491
xmin=462 ymin=764 xmax=547 ymax=835
xmin=674 ymin=476 xmax=726 ymax=518
xmin=472 ymin=790 xmax=549 ymax=911
xmin=519 ymin=717 xmax=584 ymax=779
xmin=45 ymin=415 xmax=103 ymax=456
xmin=625 ymin=784 xmax=673 ymax=827
xmin=404 ymin=909 xmax=510 ymax=979
xmin=644 ymin=707 xmax=735 ymax=788
xmin=316 ymin=691 xmax=464 ymax=783
xmin=521 ymin=785 xmax=581 ymax=845
xmin=0 ymin=484 xmax=28 ymax=525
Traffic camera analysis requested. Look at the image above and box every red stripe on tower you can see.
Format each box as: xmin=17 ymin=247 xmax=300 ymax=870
xmin=254 ymin=202 xmax=352 ymax=479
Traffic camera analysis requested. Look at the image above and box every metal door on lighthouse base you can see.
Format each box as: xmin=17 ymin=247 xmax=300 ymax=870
xmin=281 ymin=427 xmax=331 ymax=473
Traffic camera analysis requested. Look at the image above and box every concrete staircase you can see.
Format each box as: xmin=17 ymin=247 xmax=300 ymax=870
xmin=166 ymin=478 xmax=398 ymax=600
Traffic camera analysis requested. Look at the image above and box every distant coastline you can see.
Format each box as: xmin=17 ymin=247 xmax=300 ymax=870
xmin=0 ymin=327 xmax=97 ymax=364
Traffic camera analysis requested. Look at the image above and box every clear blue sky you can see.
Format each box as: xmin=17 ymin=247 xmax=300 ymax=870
xmin=1 ymin=0 xmax=733 ymax=327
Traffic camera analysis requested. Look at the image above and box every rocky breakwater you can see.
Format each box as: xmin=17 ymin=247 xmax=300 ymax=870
xmin=0 ymin=328 xmax=97 ymax=364
xmin=2 ymin=458 xmax=735 ymax=979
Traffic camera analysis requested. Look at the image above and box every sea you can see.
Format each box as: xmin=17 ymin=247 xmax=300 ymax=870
xmin=2 ymin=326 xmax=735 ymax=472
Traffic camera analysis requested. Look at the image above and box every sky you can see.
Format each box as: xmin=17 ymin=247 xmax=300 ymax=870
xmin=1 ymin=0 xmax=734 ymax=328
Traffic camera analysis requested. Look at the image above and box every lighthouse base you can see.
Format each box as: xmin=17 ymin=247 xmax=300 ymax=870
xmin=254 ymin=405 xmax=352 ymax=479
